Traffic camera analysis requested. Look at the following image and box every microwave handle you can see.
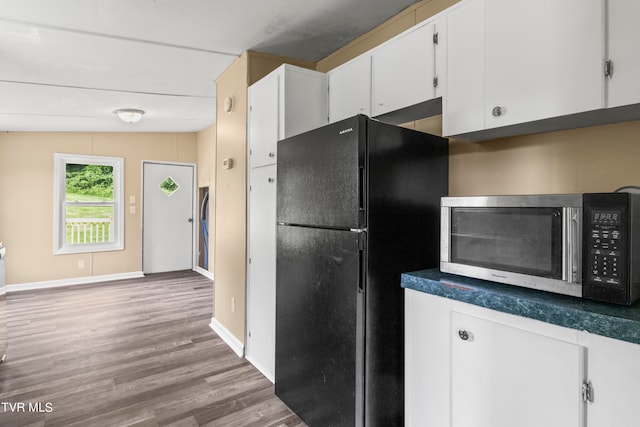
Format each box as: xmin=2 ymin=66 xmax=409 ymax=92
xmin=563 ymin=208 xmax=582 ymax=283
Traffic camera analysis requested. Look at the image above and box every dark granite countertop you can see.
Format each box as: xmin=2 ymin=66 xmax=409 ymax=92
xmin=401 ymin=268 xmax=640 ymax=346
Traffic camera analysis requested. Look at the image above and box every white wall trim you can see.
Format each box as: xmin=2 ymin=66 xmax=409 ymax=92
xmin=209 ymin=316 xmax=244 ymax=358
xmin=195 ymin=267 xmax=213 ymax=280
xmin=7 ymin=271 xmax=144 ymax=293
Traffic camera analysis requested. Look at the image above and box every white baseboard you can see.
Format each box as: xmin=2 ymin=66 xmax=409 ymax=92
xmin=209 ymin=316 xmax=244 ymax=358
xmin=8 ymin=271 xmax=145 ymax=293
xmin=194 ymin=267 xmax=214 ymax=280
xmin=245 ymin=354 xmax=275 ymax=383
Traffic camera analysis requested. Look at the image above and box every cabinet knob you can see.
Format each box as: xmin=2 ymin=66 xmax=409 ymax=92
xmin=492 ymin=106 xmax=505 ymax=117
xmin=268 ymin=177 xmax=275 ymax=183
xmin=458 ymin=329 xmax=472 ymax=341
xmin=268 ymin=152 xmax=275 ymax=158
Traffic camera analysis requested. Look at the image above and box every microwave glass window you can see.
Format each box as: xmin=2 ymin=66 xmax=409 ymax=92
xmin=451 ymin=207 xmax=563 ymax=279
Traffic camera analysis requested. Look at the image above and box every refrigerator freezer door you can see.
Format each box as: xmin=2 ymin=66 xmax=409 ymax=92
xmin=275 ymin=225 xmax=364 ymax=427
xmin=277 ymin=115 xmax=366 ymax=229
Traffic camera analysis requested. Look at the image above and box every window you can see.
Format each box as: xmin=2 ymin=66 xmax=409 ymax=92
xmin=54 ymin=153 xmax=124 ymax=254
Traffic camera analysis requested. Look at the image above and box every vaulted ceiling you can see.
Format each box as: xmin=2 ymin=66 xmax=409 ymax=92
xmin=0 ymin=0 xmax=419 ymax=132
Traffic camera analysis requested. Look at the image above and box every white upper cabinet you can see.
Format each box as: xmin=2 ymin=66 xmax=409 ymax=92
xmin=248 ymin=64 xmax=328 ymax=168
xmin=248 ymin=71 xmax=280 ymax=168
xmin=484 ymin=0 xmax=604 ymax=129
xmin=371 ymin=19 xmax=438 ymax=118
xmin=607 ymin=0 xmax=640 ymax=109
xmin=444 ymin=0 xmax=606 ymax=139
xmin=443 ymin=0 xmax=485 ymax=136
xmin=328 ymin=54 xmax=371 ymax=123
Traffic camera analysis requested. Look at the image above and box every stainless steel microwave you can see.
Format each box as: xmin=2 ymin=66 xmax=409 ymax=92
xmin=441 ymin=193 xmax=640 ymax=305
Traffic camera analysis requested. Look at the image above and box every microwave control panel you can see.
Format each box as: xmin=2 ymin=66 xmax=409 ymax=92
xmin=583 ymin=193 xmax=632 ymax=304
xmin=587 ymin=209 xmax=623 ymax=285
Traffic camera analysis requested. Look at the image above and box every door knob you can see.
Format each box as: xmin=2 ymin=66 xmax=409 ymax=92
xmin=188 ymin=218 xmax=193 ymax=223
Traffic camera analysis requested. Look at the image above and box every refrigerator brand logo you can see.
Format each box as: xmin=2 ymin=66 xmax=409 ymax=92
xmin=339 ymin=128 xmax=354 ymax=135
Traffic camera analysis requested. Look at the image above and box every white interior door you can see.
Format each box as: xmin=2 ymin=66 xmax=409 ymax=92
xmin=143 ymin=162 xmax=195 ymax=273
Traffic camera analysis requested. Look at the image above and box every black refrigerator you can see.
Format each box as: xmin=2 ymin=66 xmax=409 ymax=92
xmin=275 ymin=115 xmax=448 ymax=426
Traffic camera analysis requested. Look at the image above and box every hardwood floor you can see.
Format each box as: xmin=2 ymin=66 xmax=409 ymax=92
xmin=0 ymin=271 xmax=306 ymax=427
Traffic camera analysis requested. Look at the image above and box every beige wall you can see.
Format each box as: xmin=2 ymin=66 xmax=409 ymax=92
xmin=447 ymin=120 xmax=640 ymax=196
xmin=214 ymin=53 xmax=249 ymax=341
xmin=0 ymin=132 xmax=197 ymax=285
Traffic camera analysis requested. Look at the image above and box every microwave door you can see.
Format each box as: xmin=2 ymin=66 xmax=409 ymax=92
xmin=448 ymin=207 xmax=564 ymax=279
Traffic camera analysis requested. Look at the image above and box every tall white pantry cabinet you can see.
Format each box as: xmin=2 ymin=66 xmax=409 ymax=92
xmin=246 ymin=64 xmax=328 ymax=381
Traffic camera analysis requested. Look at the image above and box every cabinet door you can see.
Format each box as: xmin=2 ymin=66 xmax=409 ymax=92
xmin=405 ymin=289 xmax=452 ymax=427
xmin=246 ymin=164 xmax=277 ymax=381
xmin=451 ymin=311 xmax=585 ymax=427
xmin=328 ymin=55 xmax=371 ymax=123
xmin=371 ymin=21 xmax=435 ymax=117
xmin=248 ymin=72 xmax=279 ymax=168
xmin=281 ymin=68 xmax=328 ymax=139
xmin=433 ymin=17 xmax=447 ymax=100
xmin=443 ymin=0 xmax=485 ymax=136
xmin=607 ymin=0 xmax=640 ymax=108
xmin=579 ymin=332 xmax=640 ymax=427
xmin=484 ymin=0 xmax=604 ymax=128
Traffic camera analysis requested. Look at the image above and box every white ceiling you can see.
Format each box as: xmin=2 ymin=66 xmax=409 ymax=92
xmin=0 ymin=0 xmax=419 ymax=132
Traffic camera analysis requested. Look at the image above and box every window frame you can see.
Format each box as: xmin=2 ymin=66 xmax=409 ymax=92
xmin=53 ymin=153 xmax=125 ymax=255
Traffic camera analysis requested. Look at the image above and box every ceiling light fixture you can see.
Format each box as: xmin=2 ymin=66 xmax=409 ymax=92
xmin=115 ymin=109 xmax=145 ymax=123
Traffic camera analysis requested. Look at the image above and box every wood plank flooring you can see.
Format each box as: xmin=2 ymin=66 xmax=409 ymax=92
xmin=0 ymin=271 xmax=306 ymax=427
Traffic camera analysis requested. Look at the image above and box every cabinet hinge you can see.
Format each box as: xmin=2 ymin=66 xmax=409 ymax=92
xmin=433 ymin=32 xmax=439 ymax=45
xmin=249 ymin=257 xmax=252 ymax=264
xmin=433 ymin=76 xmax=439 ymax=88
xmin=604 ymin=60 xmax=613 ymax=78
xmin=582 ymin=380 xmax=594 ymax=403
xmin=249 ymin=185 xmax=252 ymax=191
xmin=249 ymin=149 xmax=252 ymax=155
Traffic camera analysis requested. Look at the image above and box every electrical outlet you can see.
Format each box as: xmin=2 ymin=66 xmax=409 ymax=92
xmin=231 ymin=297 xmax=236 ymax=313
xmin=78 ymin=260 xmax=85 ymax=269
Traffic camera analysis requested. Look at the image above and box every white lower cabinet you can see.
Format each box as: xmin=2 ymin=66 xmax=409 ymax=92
xmin=405 ymin=289 xmax=640 ymax=427
xmin=578 ymin=332 xmax=640 ymax=427
xmin=246 ymin=164 xmax=277 ymax=381
xmin=451 ymin=311 xmax=585 ymax=427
